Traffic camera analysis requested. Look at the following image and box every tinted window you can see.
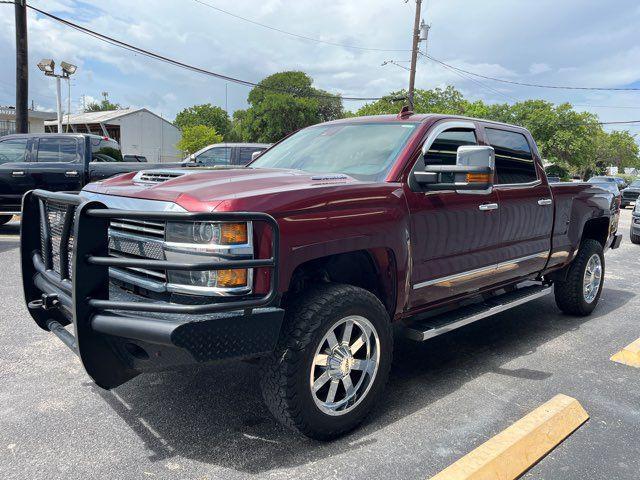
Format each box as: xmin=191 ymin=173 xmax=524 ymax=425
xmin=37 ymin=137 xmax=79 ymax=163
xmin=196 ymin=147 xmax=232 ymax=166
xmin=486 ymin=128 xmax=537 ymax=184
xmin=424 ymin=129 xmax=477 ymax=165
xmin=91 ymin=137 xmax=123 ymax=162
xmin=238 ymin=147 xmax=264 ymax=165
xmin=0 ymin=138 xmax=28 ymax=164
xmin=251 ymin=123 xmax=418 ymax=181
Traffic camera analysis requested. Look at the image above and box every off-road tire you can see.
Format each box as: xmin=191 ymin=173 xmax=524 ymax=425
xmin=631 ymin=229 xmax=640 ymax=244
xmin=260 ymin=283 xmax=392 ymax=440
xmin=0 ymin=215 xmax=12 ymax=226
xmin=554 ymin=239 xmax=604 ymax=316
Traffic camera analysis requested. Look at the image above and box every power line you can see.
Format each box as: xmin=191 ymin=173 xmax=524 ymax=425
xmin=25 ymin=4 xmax=387 ymax=101
xmin=420 ymin=52 xmax=519 ymax=103
xmin=425 ymin=54 xmax=640 ymax=92
xmin=191 ymin=0 xmax=412 ymax=53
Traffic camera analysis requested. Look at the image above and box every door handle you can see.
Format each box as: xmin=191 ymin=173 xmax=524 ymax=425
xmin=538 ymin=198 xmax=552 ymax=206
xmin=11 ymin=171 xmax=25 ymax=177
xmin=479 ymin=203 xmax=499 ymax=211
xmin=65 ymin=171 xmax=79 ymax=177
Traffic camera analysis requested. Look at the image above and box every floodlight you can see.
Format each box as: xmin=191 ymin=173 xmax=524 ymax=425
xmin=61 ymin=61 xmax=77 ymax=76
xmin=37 ymin=58 xmax=55 ymax=74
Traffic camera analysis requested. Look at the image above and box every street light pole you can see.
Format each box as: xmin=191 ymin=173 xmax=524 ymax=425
xmin=37 ymin=59 xmax=77 ymax=133
xmin=55 ymin=76 xmax=62 ymax=133
xmin=407 ymin=0 xmax=423 ymax=111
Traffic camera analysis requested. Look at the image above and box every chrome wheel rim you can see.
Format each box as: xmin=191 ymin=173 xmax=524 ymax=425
xmin=309 ymin=315 xmax=380 ymax=416
xmin=583 ymin=254 xmax=602 ymax=303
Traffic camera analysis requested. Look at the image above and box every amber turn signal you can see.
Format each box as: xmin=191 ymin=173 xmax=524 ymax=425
xmin=466 ymin=173 xmax=492 ymax=183
xmin=216 ymin=268 xmax=248 ymax=288
xmin=220 ymin=223 xmax=248 ymax=245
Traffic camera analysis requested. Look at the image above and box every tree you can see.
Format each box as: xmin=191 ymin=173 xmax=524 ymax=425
xmin=355 ymin=86 xmax=467 ymax=116
xmin=174 ymin=104 xmax=231 ymax=139
xmin=86 ymin=92 xmax=121 ymax=112
xmin=176 ymin=125 xmax=222 ymax=155
xmin=242 ymin=71 xmax=343 ymax=142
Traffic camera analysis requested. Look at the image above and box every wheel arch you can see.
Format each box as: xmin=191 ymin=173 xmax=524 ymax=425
xmin=283 ymin=248 xmax=398 ymax=318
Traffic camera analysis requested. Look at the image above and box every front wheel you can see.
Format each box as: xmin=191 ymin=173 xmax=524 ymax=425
xmin=631 ymin=229 xmax=640 ymax=245
xmin=260 ymin=284 xmax=392 ymax=440
xmin=554 ymin=239 xmax=605 ymax=316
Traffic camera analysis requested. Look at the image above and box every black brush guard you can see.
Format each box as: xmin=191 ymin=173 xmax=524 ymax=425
xmin=21 ymin=190 xmax=284 ymax=389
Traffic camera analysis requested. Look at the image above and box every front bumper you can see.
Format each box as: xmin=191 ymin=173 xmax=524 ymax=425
xmin=21 ymin=189 xmax=283 ymax=389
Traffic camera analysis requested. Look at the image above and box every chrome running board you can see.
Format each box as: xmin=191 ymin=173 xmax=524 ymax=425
xmin=402 ymin=283 xmax=553 ymax=341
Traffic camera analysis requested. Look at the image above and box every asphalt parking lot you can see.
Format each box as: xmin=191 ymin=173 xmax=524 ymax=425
xmin=1 ymin=210 xmax=639 ymax=480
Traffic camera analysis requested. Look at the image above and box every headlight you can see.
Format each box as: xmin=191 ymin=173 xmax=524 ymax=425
xmin=165 ymin=221 xmax=248 ymax=246
xmin=164 ymin=221 xmax=253 ymax=294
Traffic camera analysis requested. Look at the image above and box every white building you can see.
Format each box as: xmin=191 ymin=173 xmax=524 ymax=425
xmin=45 ymin=108 xmax=182 ymax=163
xmin=0 ymin=106 xmax=57 ymax=136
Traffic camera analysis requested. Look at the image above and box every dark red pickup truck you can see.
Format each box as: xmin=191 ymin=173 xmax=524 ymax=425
xmin=21 ymin=113 xmax=621 ymax=439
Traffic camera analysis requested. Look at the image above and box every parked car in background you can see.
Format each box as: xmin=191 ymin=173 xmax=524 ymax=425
xmin=123 ymin=154 xmax=147 ymax=162
xmin=632 ymin=201 xmax=640 ymax=244
xmin=587 ymin=176 xmax=621 ymax=210
xmin=621 ymin=179 xmax=640 ymax=209
xmin=547 ymin=176 xmax=561 ymax=183
xmin=186 ymin=143 xmax=271 ymax=167
xmin=22 ymin=113 xmax=621 ymax=439
xmin=0 ymin=133 xmax=174 ymax=223
xmin=614 ymin=177 xmax=628 ymax=190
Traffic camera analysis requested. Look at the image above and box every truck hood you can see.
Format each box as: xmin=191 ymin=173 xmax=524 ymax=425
xmin=82 ymin=167 xmax=386 ymax=213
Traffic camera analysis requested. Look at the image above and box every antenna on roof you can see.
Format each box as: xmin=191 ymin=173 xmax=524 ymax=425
xmin=397 ymin=105 xmax=414 ymax=119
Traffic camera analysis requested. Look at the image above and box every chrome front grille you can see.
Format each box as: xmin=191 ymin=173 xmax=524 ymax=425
xmin=108 ymin=218 xmax=167 ymax=286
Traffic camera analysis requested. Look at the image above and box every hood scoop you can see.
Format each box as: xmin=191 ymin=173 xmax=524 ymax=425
xmin=133 ymin=169 xmax=191 ymax=185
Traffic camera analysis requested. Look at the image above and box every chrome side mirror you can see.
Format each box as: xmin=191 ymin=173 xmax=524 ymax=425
xmin=414 ymin=145 xmax=495 ymax=193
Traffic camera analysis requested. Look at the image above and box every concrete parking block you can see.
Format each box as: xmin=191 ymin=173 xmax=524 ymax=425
xmin=611 ymin=338 xmax=640 ymax=368
xmin=429 ymin=394 xmax=589 ymax=480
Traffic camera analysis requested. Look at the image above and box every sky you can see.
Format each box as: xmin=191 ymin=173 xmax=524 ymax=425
xmin=1 ymin=0 xmax=639 ymax=138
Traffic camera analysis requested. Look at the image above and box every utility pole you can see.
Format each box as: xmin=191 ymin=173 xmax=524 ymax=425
xmin=15 ymin=0 xmax=29 ymax=133
xmin=407 ymin=0 xmax=422 ymax=111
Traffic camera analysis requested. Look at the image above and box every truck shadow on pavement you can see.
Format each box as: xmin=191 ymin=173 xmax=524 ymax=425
xmin=95 ymin=287 xmax=634 ymax=474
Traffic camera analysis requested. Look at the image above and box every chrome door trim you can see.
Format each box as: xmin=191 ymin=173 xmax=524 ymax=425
xmin=412 ymin=251 xmax=549 ymax=290
xmin=420 ymin=120 xmax=477 ymax=157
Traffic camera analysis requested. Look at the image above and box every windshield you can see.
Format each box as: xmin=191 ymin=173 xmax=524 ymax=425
xmin=250 ymin=122 xmax=419 ymax=181
xmin=630 ymin=180 xmax=640 ymax=188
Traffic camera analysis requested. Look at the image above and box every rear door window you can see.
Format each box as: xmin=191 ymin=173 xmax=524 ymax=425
xmin=197 ymin=147 xmax=232 ymax=166
xmin=237 ymin=147 xmax=264 ymax=165
xmin=485 ymin=128 xmax=537 ymax=184
xmin=36 ymin=137 xmax=80 ymax=163
xmin=0 ymin=138 xmax=29 ymax=164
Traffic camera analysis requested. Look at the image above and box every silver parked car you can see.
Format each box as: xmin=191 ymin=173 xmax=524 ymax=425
xmin=186 ymin=143 xmax=271 ymax=167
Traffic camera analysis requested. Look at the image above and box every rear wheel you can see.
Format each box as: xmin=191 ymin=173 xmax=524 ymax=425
xmin=260 ymin=283 xmax=392 ymax=440
xmin=554 ymin=239 xmax=604 ymax=316
xmin=0 ymin=215 xmax=12 ymax=226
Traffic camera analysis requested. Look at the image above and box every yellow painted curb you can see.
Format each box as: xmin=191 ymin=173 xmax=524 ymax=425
xmin=430 ymin=394 xmax=589 ymax=480
xmin=611 ymin=338 xmax=640 ymax=368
